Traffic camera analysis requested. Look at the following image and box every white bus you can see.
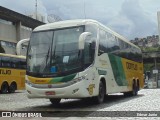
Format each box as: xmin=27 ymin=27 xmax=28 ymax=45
xmin=25 ymin=19 xmax=144 ymax=105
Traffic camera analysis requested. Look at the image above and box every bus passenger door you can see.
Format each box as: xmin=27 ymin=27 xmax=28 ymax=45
xmin=83 ymin=35 xmax=97 ymax=95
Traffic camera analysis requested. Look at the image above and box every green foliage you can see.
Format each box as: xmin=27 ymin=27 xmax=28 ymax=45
xmin=144 ymin=63 xmax=160 ymax=72
xmin=142 ymin=46 xmax=160 ymax=52
xmin=144 ymin=64 xmax=154 ymax=72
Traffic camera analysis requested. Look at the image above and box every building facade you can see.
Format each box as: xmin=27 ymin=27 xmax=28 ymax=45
xmin=0 ymin=6 xmax=45 ymax=55
xmin=130 ymin=35 xmax=159 ymax=49
xmin=0 ymin=19 xmax=32 ymax=54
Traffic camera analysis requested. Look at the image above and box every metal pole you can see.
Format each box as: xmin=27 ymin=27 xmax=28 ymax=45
xmin=83 ymin=0 xmax=86 ymax=19
xmin=35 ymin=0 xmax=37 ymax=20
xmin=154 ymin=58 xmax=158 ymax=88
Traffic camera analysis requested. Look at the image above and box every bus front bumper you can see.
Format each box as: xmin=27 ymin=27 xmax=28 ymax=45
xmin=25 ymin=80 xmax=91 ymax=99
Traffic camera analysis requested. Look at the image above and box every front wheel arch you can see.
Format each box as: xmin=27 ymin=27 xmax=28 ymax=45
xmin=93 ymin=78 xmax=106 ymax=104
xmin=8 ymin=82 xmax=17 ymax=93
xmin=1 ymin=81 xmax=9 ymax=94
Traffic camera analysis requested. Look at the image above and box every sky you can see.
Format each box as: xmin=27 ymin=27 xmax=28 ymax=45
xmin=0 ymin=0 xmax=160 ymax=40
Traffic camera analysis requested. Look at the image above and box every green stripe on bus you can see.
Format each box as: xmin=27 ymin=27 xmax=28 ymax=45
xmin=49 ymin=73 xmax=77 ymax=84
xmin=108 ymin=54 xmax=128 ymax=86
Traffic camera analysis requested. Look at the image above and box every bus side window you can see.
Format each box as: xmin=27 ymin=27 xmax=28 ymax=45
xmin=130 ymin=47 xmax=142 ymax=63
xmin=99 ymin=29 xmax=107 ymax=55
xmin=20 ymin=59 xmax=26 ymax=69
xmin=118 ymin=40 xmax=126 ymax=58
xmin=106 ymin=33 xmax=119 ymax=53
xmin=11 ymin=58 xmax=19 ymax=69
xmin=0 ymin=57 xmax=1 ymax=67
xmin=1 ymin=56 xmax=11 ymax=68
xmin=84 ymin=24 xmax=97 ymax=65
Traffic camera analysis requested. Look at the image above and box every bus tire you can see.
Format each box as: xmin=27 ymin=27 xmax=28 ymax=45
xmin=8 ymin=82 xmax=17 ymax=93
xmin=124 ymin=81 xmax=138 ymax=96
xmin=123 ymin=92 xmax=130 ymax=97
xmin=1 ymin=82 xmax=9 ymax=94
xmin=137 ymin=80 xmax=140 ymax=91
xmin=132 ymin=81 xmax=138 ymax=96
xmin=93 ymin=80 xmax=105 ymax=104
xmin=50 ymin=98 xmax=61 ymax=106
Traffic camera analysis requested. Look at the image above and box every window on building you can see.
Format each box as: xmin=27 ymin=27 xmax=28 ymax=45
xmin=0 ymin=41 xmax=16 ymax=54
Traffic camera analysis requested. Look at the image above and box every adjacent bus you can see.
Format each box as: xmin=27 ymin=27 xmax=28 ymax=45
xmin=0 ymin=53 xmax=26 ymax=93
xmin=26 ymin=19 xmax=144 ymax=105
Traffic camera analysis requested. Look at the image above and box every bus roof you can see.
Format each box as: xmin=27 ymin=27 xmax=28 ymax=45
xmin=0 ymin=53 xmax=26 ymax=59
xmin=33 ymin=19 xmax=89 ymax=31
xmin=34 ymin=19 xmax=140 ymax=50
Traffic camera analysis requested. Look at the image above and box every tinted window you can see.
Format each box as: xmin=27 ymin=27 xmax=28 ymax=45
xmin=0 ymin=56 xmax=26 ymax=69
xmin=20 ymin=59 xmax=26 ymax=69
xmin=106 ymin=33 xmax=119 ymax=52
xmin=116 ymin=39 xmax=142 ymax=63
xmin=99 ymin=29 xmax=107 ymax=55
xmin=99 ymin=30 xmax=120 ymax=55
xmin=10 ymin=57 xmax=20 ymax=68
xmin=1 ymin=56 xmax=11 ymax=68
xmin=98 ymin=28 xmax=142 ymax=62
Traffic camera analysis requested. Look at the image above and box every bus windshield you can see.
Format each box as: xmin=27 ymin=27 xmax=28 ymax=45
xmin=27 ymin=26 xmax=84 ymax=77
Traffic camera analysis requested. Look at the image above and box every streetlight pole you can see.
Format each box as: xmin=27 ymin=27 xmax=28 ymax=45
xmin=154 ymin=58 xmax=158 ymax=88
xmin=35 ymin=0 xmax=37 ymax=20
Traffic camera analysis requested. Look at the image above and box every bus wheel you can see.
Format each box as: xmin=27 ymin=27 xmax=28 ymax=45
xmin=132 ymin=82 xmax=138 ymax=96
xmin=1 ymin=82 xmax=9 ymax=94
xmin=50 ymin=98 xmax=61 ymax=106
xmin=124 ymin=82 xmax=137 ymax=96
xmin=94 ymin=81 xmax=105 ymax=104
xmin=8 ymin=82 xmax=17 ymax=93
xmin=137 ymin=80 xmax=140 ymax=91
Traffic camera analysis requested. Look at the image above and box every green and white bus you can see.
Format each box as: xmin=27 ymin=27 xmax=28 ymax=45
xmin=25 ymin=19 xmax=144 ymax=105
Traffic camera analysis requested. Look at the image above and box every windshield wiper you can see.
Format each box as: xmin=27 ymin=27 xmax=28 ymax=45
xmin=39 ymin=47 xmax=51 ymax=73
xmin=46 ymin=47 xmax=50 ymax=64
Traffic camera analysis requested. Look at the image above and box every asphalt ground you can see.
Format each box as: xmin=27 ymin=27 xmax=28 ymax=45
xmin=0 ymin=89 xmax=160 ymax=119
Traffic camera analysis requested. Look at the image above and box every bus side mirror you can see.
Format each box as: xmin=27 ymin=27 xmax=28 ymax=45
xmin=16 ymin=38 xmax=30 ymax=55
xmin=78 ymin=32 xmax=92 ymax=50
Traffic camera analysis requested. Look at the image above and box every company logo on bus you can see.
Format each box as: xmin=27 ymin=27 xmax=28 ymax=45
xmin=35 ymin=80 xmax=46 ymax=83
xmin=0 ymin=69 xmax=11 ymax=75
xmin=126 ymin=62 xmax=137 ymax=70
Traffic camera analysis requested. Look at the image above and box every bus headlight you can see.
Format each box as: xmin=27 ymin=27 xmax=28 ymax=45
xmin=25 ymin=79 xmax=33 ymax=86
xmin=25 ymin=74 xmax=88 ymax=88
xmin=70 ymin=74 xmax=87 ymax=84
